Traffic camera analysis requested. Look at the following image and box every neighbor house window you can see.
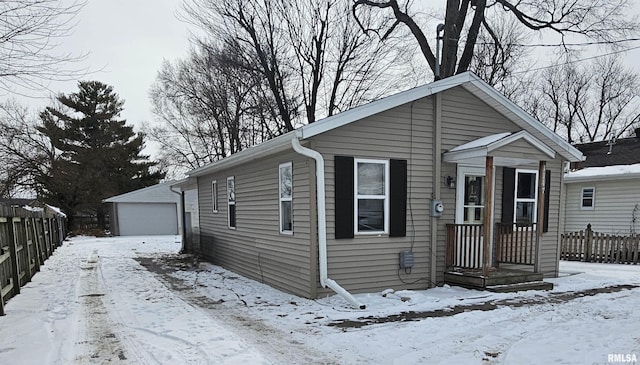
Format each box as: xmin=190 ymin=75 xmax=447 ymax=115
xmin=354 ymin=159 xmax=389 ymax=233
xmin=227 ymin=176 xmax=236 ymax=228
xmin=212 ymin=180 xmax=218 ymax=213
xmin=514 ymin=169 xmax=538 ymax=224
xmin=581 ymin=187 xmax=595 ymax=210
xmin=279 ymin=162 xmax=293 ymax=234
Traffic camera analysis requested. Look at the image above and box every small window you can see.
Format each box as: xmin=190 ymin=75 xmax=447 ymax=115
xmin=355 ymin=159 xmax=389 ymax=233
xmin=514 ymin=170 xmax=538 ymax=224
xmin=279 ymin=162 xmax=293 ymax=234
xmin=227 ymin=176 xmax=236 ymax=228
xmin=212 ymin=180 xmax=218 ymax=213
xmin=581 ymin=187 xmax=595 ymax=210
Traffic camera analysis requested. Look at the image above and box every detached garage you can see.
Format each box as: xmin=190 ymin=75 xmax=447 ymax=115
xmin=104 ymin=181 xmax=181 ymax=236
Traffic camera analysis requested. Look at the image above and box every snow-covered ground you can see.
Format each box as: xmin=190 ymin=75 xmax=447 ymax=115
xmin=1 ymin=235 xmax=639 ymax=364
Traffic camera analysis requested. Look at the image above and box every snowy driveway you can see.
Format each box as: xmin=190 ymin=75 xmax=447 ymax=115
xmin=1 ymin=235 xmax=639 ymax=364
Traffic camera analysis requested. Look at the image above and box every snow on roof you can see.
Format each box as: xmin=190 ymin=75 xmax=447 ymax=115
xmin=449 ymin=132 xmax=511 ymax=152
xmin=103 ymin=180 xmax=181 ymax=203
xmin=45 ymin=204 xmax=67 ymax=217
xmin=564 ymin=163 xmax=640 ymax=183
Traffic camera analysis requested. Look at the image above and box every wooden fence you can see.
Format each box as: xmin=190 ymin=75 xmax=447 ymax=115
xmin=0 ymin=205 xmax=66 ymax=316
xmin=561 ymin=224 xmax=640 ymax=265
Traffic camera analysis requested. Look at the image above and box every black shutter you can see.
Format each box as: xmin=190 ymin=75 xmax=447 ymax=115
xmin=334 ymin=156 xmax=354 ymax=239
xmin=543 ymin=170 xmax=551 ymax=233
xmin=389 ymin=159 xmax=407 ymax=237
xmin=501 ymin=167 xmax=516 ymax=225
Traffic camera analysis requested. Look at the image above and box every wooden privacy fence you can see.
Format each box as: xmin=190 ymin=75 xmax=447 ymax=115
xmin=0 ymin=205 xmax=66 ymax=316
xmin=561 ymin=224 xmax=640 ymax=265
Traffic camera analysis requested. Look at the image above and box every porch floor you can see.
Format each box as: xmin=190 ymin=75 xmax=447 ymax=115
xmin=444 ymin=268 xmax=553 ymax=293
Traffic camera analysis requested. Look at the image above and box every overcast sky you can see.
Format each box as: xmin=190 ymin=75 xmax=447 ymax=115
xmin=17 ymin=0 xmax=640 ymax=160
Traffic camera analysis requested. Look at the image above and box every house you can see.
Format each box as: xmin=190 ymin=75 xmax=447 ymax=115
xmin=104 ymin=180 xmax=183 ymax=236
xmin=181 ymin=72 xmax=583 ymax=306
xmin=564 ymin=130 xmax=640 ymax=235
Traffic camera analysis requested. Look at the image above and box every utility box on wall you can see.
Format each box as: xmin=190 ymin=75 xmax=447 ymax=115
xmin=399 ymin=250 xmax=414 ymax=269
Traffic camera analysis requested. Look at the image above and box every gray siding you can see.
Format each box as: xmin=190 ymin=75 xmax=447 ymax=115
xmin=197 ymin=151 xmax=314 ymax=298
xmin=564 ymin=179 xmax=640 ymax=235
xmin=312 ymin=98 xmax=434 ymax=295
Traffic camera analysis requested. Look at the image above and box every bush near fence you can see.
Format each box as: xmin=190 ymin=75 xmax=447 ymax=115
xmin=0 ymin=205 xmax=66 ymax=316
xmin=561 ymin=224 xmax=640 ymax=265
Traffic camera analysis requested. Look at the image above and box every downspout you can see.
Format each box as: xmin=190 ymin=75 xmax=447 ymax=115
xmin=169 ymin=185 xmax=186 ymax=253
xmin=291 ymin=135 xmax=366 ymax=309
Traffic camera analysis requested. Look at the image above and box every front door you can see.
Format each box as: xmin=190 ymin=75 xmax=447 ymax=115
xmin=455 ymin=166 xmax=486 ymax=268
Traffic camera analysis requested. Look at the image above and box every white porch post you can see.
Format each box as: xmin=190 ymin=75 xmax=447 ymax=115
xmin=483 ymin=155 xmax=494 ymax=277
xmin=535 ymin=160 xmax=546 ymax=273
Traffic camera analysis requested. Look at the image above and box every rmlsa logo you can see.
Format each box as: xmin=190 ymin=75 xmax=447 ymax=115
xmin=608 ymin=354 xmax=638 ymax=363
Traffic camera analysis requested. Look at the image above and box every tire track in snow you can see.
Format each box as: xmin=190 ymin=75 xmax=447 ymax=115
xmin=73 ymin=250 xmax=130 ymax=364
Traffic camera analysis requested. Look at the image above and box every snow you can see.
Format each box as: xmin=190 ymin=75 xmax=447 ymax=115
xmin=1 ymin=235 xmax=640 ymax=364
xmin=565 ymin=163 xmax=640 ymax=181
xmin=449 ymin=132 xmax=511 ymax=152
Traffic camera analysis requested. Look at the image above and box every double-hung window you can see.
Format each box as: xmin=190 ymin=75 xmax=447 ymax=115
xmin=211 ymin=180 xmax=218 ymax=213
xmin=355 ymin=159 xmax=389 ymax=233
xmin=581 ymin=187 xmax=595 ymax=210
xmin=227 ymin=176 xmax=236 ymax=229
xmin=279 ymin=162 xmax=293 ymax=234
xmin=514 ymin=169 xmax=538 ymax=224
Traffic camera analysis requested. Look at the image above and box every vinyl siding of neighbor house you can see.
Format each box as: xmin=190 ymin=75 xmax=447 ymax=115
xmin=564 ymin=179 xmax=640 ymax=235
xmin=197 ymin=151 xmax=315 ymax=298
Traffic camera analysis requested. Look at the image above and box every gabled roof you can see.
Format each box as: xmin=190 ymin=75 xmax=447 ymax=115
xmin=573 ymin=135 xmax=640 ymax=168
xmin=443 ymin=130 xmax=556 ymax=165
xmin=187 ymin=71 xmax=583 ymax=178
xmin=103 ymin=180 xmax=180 ymax=203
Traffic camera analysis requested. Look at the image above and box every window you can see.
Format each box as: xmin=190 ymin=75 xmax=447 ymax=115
xmin=581 ymin=187 xmax=595 ymax=210
xmin=211 ymin=180 xmax=218 ymax=213
xmin=227 ymin=176 xmax=236 ymax=228
xmin=514 ymin=169 xmax=538 ymax=224
xmin=279 ymin=162 xmax=293 ymax=234
xmin=354 ymin=159 xmax=389 ymax=233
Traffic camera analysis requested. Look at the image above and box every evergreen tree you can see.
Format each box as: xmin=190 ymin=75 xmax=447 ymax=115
xmin=37 ymin=81 xmax=165 ymax=229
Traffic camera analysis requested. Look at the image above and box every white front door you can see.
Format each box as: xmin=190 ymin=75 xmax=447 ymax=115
xmin=453 ymin=165 xmax=492 ymax=268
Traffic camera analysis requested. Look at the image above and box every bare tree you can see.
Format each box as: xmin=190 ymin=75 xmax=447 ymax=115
xmin=526 ymin=56 xmax=640 ymax=143
xmin=0 ymin=0 xmax=86 ymax=92
xmin=146 ymin=42 xmax=280 ymax=175
xmin=182 ymin=0 xmax=412 ymax=127
xmin=353 ymin=0 xmax=639 ymax=80
xmin=0 ymin=100 xmax=54 ymax=197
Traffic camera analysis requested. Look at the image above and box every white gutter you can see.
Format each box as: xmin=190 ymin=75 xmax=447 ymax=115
xmin=291 ymin=136 xmax=366 ymax=310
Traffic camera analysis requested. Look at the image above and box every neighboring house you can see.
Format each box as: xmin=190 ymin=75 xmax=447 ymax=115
xmin=104 ymin=181 xmax=183 ymax=236
xmin=181 ymin=72 xmax=583 ymax=305
xmin=564 ymin=130 xmax=640 ymax=235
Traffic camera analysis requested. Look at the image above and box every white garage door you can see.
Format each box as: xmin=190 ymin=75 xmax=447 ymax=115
xmin=116 ymin=203 xmax=178 ymax=236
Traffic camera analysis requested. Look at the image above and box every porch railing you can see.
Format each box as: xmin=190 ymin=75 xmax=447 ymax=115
xmin=445 ymin=224 xmax=484 ymax=269
xmin=494 ymin=223 xmax=537 ymax=266
xmin=446 ymin=223 xmax=539 ymax=271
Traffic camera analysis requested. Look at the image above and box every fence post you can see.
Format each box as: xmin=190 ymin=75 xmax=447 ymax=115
xmin=585 ymin=224 xmax=593 ymax=262
xmin=7 ymin=216 xmax=20 ymax=296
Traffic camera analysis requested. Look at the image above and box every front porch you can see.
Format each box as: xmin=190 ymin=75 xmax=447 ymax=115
xmin=444 ymin=223 xmax=553 ymax=292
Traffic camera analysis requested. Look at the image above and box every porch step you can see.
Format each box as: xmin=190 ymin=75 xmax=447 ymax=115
xmin=444 ymin=269 xmax=553 ymax=292
xmin=485 ymin=281 xmax=554 ymax=293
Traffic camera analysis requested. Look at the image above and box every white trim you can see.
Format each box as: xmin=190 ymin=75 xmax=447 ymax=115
xmin=227 ymin=176 xmax=236 ymax=229
xmin=211 ymin=180 xmax=218 ymax=213
xmin=444 ymin=130 xmax=556 ymax=164
xmin=279 ymin=162 xmax=293 ymax=235
xmin=580 ymin=187 xmax=595 ymax=210
xmin=513 ymin=169 xmax=539 ymax=224
xmin=354 ymin=158 xmax=389 ymax=235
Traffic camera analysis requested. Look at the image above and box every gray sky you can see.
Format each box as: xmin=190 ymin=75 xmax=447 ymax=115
xmin=17 ymin=0 xmax=640 ymax=159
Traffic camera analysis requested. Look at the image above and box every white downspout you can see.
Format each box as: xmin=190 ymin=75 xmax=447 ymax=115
xmin=291 ymin=136 xmax=366 ymax=310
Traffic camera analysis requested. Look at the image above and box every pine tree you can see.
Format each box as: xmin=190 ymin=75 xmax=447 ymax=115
xmin=37 ymin=81 xmax=165 ymax=229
